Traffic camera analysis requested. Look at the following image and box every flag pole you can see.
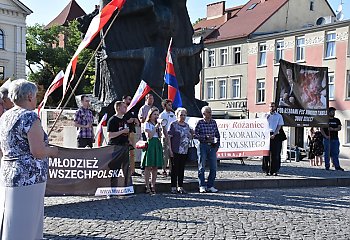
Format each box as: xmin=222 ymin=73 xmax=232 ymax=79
xmin=48 ymin=9 xmax=122 ymax=137
xmin=151 ymin=89 xmax=164 ymax=102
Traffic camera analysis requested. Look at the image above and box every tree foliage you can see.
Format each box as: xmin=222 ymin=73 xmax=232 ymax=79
xmin=193 ymin=18 xmax=204 ymax=26
xmin=26 ymin=20 xmax=94 ymax=107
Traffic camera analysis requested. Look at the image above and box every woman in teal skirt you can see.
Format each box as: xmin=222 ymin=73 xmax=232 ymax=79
xmin=142 ymin=107 xmax=165 ymax=194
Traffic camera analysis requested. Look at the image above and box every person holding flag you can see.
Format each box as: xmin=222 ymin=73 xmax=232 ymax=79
xmin=159 ymin=99 xmax=176 ymax=177
xmin=107 ymin=101 xmax=130 ymax=147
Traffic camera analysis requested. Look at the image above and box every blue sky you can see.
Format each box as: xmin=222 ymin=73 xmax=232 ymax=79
xmin=21 ymin=0 xmax=348 ymax=26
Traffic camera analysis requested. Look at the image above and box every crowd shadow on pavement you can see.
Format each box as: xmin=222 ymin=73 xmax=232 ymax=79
xmin=45 ymin=187 xmax=350 ymax=221
xmin=44 ymin=187 xmax=350 ymax=239
xmin=44 ymin=235 xmax=115 ymax=240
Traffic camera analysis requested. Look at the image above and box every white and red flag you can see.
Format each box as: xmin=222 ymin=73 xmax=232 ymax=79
xmin=62 ymin=0 xmax=125 ymax=95
xmin=38 ymin=70 xmax=64 ymax=115
xmin=95 ymin=113 xmax=108 ymax=147
xmin=127 ymin=80 xmax=152 ymax=112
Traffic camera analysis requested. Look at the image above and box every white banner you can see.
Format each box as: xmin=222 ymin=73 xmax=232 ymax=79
xmin=187 ymin=118 xmax=270 ymax=158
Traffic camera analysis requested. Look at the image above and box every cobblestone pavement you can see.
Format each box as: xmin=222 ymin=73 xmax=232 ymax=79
xmin=132 ymin=158 xmax=350 ymax=185
xmin=44 ymin=186 xmax=350 ymax=240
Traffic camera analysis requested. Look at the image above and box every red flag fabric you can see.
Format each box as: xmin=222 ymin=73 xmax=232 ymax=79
xmin=95 ymin=113 xmax=108 ymax=147
xmin=38 ymin=70 xmax=64 ymax=115
xmin=63 ymin=0 xmax=126 ymax=95
xmin=126 ymin=80 xmax=152 ymax=112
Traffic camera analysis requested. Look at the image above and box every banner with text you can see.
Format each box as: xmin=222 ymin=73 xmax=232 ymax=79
xmin=46 ymin=145 xmax=133 ymax=196
xmin=187 ymin=118 xmax=270 ymax=158
xmin=275 ymin=59 xmax=329 ymax=127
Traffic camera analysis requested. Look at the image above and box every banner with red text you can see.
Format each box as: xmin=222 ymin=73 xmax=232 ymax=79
xmin=46 ymin=145 xmax=133 ymax=196
xmin=187 ymin=118 xmax=270 ymax=158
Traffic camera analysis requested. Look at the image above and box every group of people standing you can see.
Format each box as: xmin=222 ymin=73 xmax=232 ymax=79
xmin=136 ymin=94 xmax=220 ymax=194
xmin=262 ymin=103 xmax=345 ymax=177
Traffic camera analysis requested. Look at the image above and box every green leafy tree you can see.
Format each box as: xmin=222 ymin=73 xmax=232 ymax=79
xmin=193 ymin=18 xmax=204 ymax=26
xmin=26 ymin=20 xmax=94 ymax=107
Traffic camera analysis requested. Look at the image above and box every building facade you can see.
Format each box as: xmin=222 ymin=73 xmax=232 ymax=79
xmin=0 ymin=0 xmax=32 ymax=80
xmin=195 ymin=0 xmax=350 ymax=158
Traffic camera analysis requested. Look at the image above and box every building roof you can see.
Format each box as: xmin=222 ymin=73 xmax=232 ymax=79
xmin=10 ymin=0 xmax=33 ymax=15
xmin=193 ymin=5 xmax=243 ymax=31
xmin=206 ymin=0 xmax=288 ymax=42
xmin=45 ymin=0 xmax=86 ymax=29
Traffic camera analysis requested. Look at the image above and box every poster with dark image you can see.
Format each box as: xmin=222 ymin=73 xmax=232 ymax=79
xmin=275 ymin=60 xmax=329 ymax=127
xmin=46 ymin=145 xmax=133 ymax=196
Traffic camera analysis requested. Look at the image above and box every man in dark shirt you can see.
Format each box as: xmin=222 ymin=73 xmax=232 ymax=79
xmin=320 ymin=107 xmax=344 ymax=171
xmin=122 ymin=95 xmax=141 ymax=176
xmin=107 ymin=101 xmax=129 ymax=146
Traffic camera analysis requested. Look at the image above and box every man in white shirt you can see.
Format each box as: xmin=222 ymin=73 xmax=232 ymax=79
xmin=262 ymin=102 xmax=284 ymax=176
xmin=159 ymin=99 xmax=177 ymax=176
xmin=138 ymin=93 xmax=154 ymax=140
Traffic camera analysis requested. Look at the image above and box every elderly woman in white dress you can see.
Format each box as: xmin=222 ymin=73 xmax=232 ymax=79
xmin=0 ymin=79 xmax=58 ymax=240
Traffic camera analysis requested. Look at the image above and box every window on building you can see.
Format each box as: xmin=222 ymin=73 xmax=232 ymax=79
xmin=0 ymin=66 xmax=4 ymax=80
xmin=310 ymin=1 xmax=314 ymax=11
xmin=256 ymin=79 xmax=265 ymax=103
xmin=325 ymin=32 xmax=336 ymax=58
xmin=346 ymin=120 xmax=350 ymax=144
xmin=328 ymin=73 xmax=335 ymax=100
xmin=208 ymin=50 xmax=215 ymax=67
xmin=275 ymin=40 xmax=284 ymax=64
xmin=347 ymin=70 xmax=350 ymax=99
xmin=258 ymin=43 xmax=266 ymax=66
xmin=247 ymin=3 xmax=258 ymax=10
xmin=232 ymin=78 xmax=240 ymax=98
xmin=296 ymin=37 xmax=305 ymax=61
xmin=207 ymin=81 xmax=214 ymax=99
xmin=220 ymin=48 xmax=228 ymax=66
xmin=0 ymin=29 xmax=4 ymax=49
xmin=219 ymin=80 xmax=226 ymax=99
xmin=233 ymin=47 xmax=241 ymax=64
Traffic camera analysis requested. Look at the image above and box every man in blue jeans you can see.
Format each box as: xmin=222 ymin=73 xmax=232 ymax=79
xmin=320 ymin=107 xmax=344 ymax=171
xmin=195 ymin=106 xmax=220 ymax=193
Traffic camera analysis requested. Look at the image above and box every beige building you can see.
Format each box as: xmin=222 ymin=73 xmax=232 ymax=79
xmin=0 ymin=0 xmax=32 ymax=80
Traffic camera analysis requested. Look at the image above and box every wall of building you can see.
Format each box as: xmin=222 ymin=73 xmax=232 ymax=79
xmin=0 ymin=0 xmax=29 ymax=80
xmin=255 ymin=0 xmax=334 ymax=34
xmin=202 ymin=39 xmax=249 ymax=118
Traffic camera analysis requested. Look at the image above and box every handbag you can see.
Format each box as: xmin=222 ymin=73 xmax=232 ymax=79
xmin=135 ymin=140 xmax=148 ymax=150
xmin=187 ymin=140 xmax=198 ymax=162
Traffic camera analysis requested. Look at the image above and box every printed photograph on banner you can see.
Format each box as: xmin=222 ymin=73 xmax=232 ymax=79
xmin=275 ymin=60 xmax=329 ymax=127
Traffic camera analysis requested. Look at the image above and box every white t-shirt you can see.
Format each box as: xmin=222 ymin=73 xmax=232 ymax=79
xmin=265 ymin=111 xmax=284 ymax=133
xmin=159 ymin=110 xmax=176 ymax=131
xmin=145 ymin=122 xmax=160 ymax=138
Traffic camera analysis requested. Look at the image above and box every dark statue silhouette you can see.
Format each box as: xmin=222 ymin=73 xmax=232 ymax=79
xmin=77 ymin=0 xmax=206 ymax=117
